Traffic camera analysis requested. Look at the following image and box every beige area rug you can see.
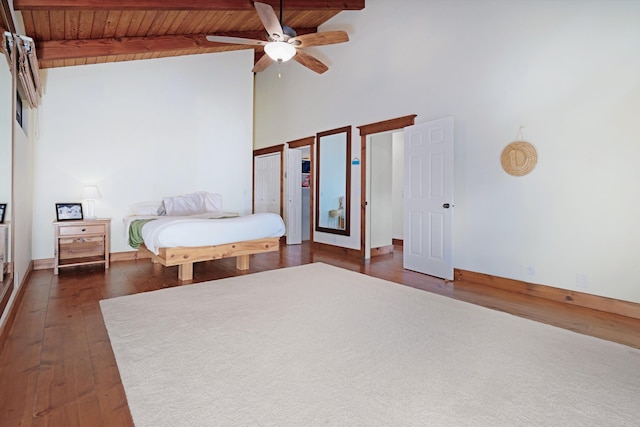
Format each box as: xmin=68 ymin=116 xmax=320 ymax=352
xmin=100 ymin=263 xmax=640 ymax=426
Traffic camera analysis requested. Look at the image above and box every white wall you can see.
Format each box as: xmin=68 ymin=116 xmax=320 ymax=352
xmin=391 ymin=132 xmax=404 ymax=240
xmin=370 ymin=132 xmax=392 ymax=248
xmin=33 ymin=50 xmax=255 ymax=258
xmin=13 ymin=120 xmax=32 ymax=288
xmin=255 ymin=0 xmax=640 ymax=303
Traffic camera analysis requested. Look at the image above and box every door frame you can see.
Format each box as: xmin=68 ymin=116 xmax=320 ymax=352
xmin=287 ymin=136 xmax=315 ymax=244
xmin=286 ymin=147 xmax=303 ymax=244
xmin=253 ymin=144 xmax=284 ymax=216
xmin=357 ymin=115 xmax=417 ymax=258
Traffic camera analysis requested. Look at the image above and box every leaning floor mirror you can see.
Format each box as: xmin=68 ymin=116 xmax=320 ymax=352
xmin=1 ymin=30 xmax=13 ymax=312
xmin=315 ymin=126 xmax=351 ymax=236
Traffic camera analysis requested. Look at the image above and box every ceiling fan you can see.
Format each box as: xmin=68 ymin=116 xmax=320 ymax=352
xmin=205 ymin=1 xmax=349 ymax=74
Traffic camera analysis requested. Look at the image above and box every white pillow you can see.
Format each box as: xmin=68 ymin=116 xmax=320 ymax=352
xmin=129 ymin=201 xmax=161 ymax=216
xmin=158 ymin=192 xmax=223 ymax=216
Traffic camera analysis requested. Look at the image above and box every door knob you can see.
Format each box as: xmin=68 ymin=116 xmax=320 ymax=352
xmin=443 ymin=203 xmax=451 ymax=209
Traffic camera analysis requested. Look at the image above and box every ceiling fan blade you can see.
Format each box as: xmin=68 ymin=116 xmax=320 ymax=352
xmin=289 ymin=31 xmax=349 ymax=48
xmin=252 ymin=54 xmax=274 ymax=73
xmin=254 ymin=1 xmax=285 ymax=41
xmin=293 ymin=50 xmax=329 ymax=74
xmin=206 ymin=35 xmax=267 ymax=46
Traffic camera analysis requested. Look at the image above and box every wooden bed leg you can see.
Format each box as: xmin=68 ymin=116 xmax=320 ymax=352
xmin=236 ymin=255 xmax=250 ymax=270
xmin=178 ymin=263 xmax=194 ymax=281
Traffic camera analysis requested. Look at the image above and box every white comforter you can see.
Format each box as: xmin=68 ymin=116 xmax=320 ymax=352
xmin=124 ymin=212 xmax=285 ymax=255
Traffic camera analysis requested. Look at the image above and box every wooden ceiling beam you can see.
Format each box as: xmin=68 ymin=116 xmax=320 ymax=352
xmin=14 ymin=0 xmax=365 ymax=11
xmin=37 ymin=28 xmax=318 ymax=61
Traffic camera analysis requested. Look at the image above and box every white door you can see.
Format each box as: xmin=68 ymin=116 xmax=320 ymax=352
xmin=403 ymin=116 xmax=454 ymax=280
xmin=254 ymin=154 xmax=281 ymax=214
xmin=286 ymin=148 xmax=302 ymax=244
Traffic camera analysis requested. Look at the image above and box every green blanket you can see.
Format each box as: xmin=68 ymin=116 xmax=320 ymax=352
xmin=128 ymin=218 xmax=156 ymax=249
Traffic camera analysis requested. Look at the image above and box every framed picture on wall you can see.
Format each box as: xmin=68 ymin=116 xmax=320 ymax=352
xmin=0 ymin=204 xmax=5 ymax=223
xmin=55 ymin=203 xmax=83 ymax=221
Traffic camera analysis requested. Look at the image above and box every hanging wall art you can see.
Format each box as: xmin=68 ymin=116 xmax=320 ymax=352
xmin=501 ymin=126 xmax=537 ymax=177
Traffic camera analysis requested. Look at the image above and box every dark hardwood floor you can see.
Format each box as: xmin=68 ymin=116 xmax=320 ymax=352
xmin=1 ymin=242 xmax=639 ymax=426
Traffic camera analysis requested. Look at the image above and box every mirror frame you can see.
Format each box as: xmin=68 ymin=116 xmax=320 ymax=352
xmin=315 ymin=125 xmax=351 ymax=236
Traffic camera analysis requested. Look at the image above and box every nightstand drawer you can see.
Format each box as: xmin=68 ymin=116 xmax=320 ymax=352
xmin=59 ymin=224 xmax=105 ymax=236
xmin=59 ymin=236 xmax=105 ymax=260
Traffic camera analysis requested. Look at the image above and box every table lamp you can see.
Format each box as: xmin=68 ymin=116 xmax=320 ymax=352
xmin=82 ymin=185 xmax=102 ymax=219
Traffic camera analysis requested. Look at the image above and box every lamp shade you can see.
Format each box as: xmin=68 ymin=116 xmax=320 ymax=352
xmin=264 ymin=41 xmax=296 ymax=62
xmin=82 ymin=185 xmax=102 ymax=200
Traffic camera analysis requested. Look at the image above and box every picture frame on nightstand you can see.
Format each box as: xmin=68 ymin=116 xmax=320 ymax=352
xmin=0 ymin=203 xmax=5 ymax=223
xmin=55 ymin=203 xmax=83 ymax=221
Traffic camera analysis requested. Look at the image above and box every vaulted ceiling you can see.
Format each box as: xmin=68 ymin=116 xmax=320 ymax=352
xmin=12 ymin=0 xmax=365 ymax=69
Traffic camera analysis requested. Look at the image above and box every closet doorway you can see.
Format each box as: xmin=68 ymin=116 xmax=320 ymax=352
xmin=253 ymin=145 xmax=284 ymax=216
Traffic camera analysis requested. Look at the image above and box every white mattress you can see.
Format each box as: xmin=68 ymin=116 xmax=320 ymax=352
xmin=124 ymin=212 xmax=285 ymax=255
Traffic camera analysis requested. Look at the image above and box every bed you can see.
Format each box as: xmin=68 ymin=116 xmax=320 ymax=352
xmin=125 ymin=193 xmax=285 ymax=282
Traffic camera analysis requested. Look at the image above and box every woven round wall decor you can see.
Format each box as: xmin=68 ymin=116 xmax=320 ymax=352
xmin=501 ymin=141 xmax=537 ymax=176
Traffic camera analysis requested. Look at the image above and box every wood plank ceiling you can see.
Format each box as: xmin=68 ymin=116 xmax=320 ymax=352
xmin=13 ymin=0 xmax=365 ymax=69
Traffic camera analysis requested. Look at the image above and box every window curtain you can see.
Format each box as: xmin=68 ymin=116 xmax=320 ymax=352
xmin=2 ymin=31 xmax=42 ymax=108
xmin=1 ymin=30 xmax=11 ymax=69
xmin=16 ymin=35 xmax=41 ymax=108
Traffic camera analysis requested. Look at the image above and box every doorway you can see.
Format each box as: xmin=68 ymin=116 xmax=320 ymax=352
xmin=286 ymin=136 xmax=315 ymax=245
xmin=360 ymin=115 xmax=455 ymax=280
xmin=365 ymin=131 xmax=405 ymax=259
xmin=357 ymin=115 xmax=417 ymax=259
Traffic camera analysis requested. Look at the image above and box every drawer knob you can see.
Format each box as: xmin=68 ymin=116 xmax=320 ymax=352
xmin=81 ymin=228 xmax=86 ymax=232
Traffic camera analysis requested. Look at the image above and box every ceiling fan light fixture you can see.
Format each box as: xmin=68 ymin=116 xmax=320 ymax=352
xmin=264 ymin=41 xmax=296 ymax=62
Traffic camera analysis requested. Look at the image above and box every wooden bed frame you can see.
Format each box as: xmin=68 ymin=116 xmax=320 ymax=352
xmin=138 ymin=237 xmax=280 ymax=281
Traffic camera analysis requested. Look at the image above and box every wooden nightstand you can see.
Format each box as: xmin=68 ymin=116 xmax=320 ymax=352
xmin=53 ymin=218 xmax=111 ymax=275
